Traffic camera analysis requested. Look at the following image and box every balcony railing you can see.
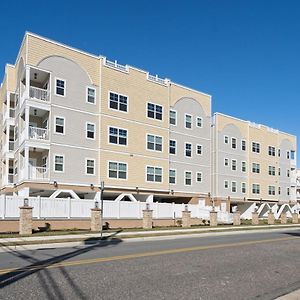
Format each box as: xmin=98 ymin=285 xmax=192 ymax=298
xmin=28 ymin=166 xmax=49 ymax=180
xmin=29 ymin=126 xmax=49 ymax=140
xmin=9 ymin=141 xmax=14 ymax=151
xmin=29 ymin=86 xmax=50 ymax=102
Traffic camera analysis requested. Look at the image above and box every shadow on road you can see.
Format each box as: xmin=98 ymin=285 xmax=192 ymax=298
xmin=283 ymin=230 xmax=300 ymax=237
xmin=0 ymin=230 xmax=123 ymax=299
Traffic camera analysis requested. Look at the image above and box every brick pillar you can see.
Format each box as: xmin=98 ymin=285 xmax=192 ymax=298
xmin=182 ymin=210 xmax=191 ymax=228
xmin=292 ymin=213 xmax=299 ymax=224
xmin=90 ymin=208 xmax=102 ymax=232
xmin=143 ymin=209 xmax=153 ymax=229
xmin=210 ymin=211 xmax=218 ymax=227
xmin=252 ymin=211 xmax=259 ymax=225
xmin=233 ymin=211 xmax=241 ymax=226
xmin=280 ymin=212 xmax=287 ymax=224
xmin=268 ymin=211 xmax=275 ymax=225
xmin=19 ymin=206 xmax=33 ymax=235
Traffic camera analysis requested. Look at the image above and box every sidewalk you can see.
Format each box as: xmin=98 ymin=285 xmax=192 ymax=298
xmin=1 ymin=224 xmax=299 ymax=250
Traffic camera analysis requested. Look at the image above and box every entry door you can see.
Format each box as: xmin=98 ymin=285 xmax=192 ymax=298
xmin=29 ymin=158 xmax=37 ymax=179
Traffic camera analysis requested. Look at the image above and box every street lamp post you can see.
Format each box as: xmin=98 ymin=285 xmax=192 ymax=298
xmin=100 ymin=181 xmax=104 ymax=239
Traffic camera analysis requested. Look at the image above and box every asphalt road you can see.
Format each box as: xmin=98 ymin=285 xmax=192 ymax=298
xmin=0 ymin=229 xmax=299 ymax=300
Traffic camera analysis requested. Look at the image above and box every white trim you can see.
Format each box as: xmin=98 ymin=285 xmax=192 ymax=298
xmin=146 ymin=133 xmax=163 ymax=152
xmin=107 ymin=160 xmax=128 ymax=181
xmin=168 ymin=130 xmax=211 ymax=141
xmin=53 ymin=154 xmax=64 ymax=173
xmin=184 ymin=113 xmax=193 ymax=130
xmin=145 ymin=165 xmax=163 ymax=184
xmin=146 ymin=102 xmax=163 ymax=122
xmin=86 ymin=122 xmax=96 ymax=140
xmin=86 ymin=86 xmax=96 ymax=105
xmin=54 ymin=115 xmax=65 ymax=135
xmin=54 ymin=77 xmax=66 ymax=97
xmin=184 ymin=142 xmax=193 ymax=158
xmin=108 ymin=90 xmax=129 ymax=114
xmin=108 ymin=125 xmax=128 ymax=147
xmin=85 ymin=158 xmax=96 ymax=176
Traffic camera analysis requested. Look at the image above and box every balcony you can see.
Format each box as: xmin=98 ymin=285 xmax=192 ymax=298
xmin=28 ymin=166 xmax=49 ymax=180
xmin=29 ymin=126 xmax=49 ymax=141
xmin=29 ymin=86 xmax=50 ymax=102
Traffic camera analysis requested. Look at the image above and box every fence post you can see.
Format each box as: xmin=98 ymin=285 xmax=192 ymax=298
xmin=68 ymin=197 xmax=71 ymax=219
xmin=37 ymin=196 xmax=41 ymax=219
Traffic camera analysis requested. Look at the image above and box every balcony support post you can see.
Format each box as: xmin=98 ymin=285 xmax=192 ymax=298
xmin=6 ymin=124 xmax=9 ymax=152
xmin=25 ymin=106 xmax=29 ymax=140
xmin=24 ymin=146 xmax=29 ymax=180
xmin=5 ymin=158 xmax=9 ymax=185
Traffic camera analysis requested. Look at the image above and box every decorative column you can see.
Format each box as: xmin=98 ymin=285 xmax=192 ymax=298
xmin=292 ymin=212 xmax=299 ymax=224
xmin=233 ymin=211 xmax=241 ymax=226
xmin=19 ymin=198 xmax=33 ymax=235
xmin=143 ymin=204 xmax=153 ymax=229
xmin=280 ymin=212 xmax=287 ymax=224
xmin=268 ymin=209 xmax=275 ymax=225
xmin=90 ymin=202 xmax=102 ymax=232
xmin=252 ymin=208 xmax=259 ymax=225
xmin=182 ymin=205 xmax=191 ymax=228
xmin=210 ymin=209 xmax=218 ymax=227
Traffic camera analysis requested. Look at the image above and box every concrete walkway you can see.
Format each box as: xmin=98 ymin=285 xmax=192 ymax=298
xmin=275 ymin=289 xmax=300 ymax=300
xmin=1 ymin=224 xmax=299 ymax=247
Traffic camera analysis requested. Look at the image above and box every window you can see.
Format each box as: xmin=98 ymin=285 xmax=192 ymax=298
xmin=109 ymin=92 xmax=128 ymax=112
xmin=278 ymin=187 xmax=281 ymax=195
xmin=287 ymin=169 xmax=290 ymax=177
xmin=231 ymin=159 xmax=237 ymax=171
xmin=224 ymin=158 xmax=229 ymax=166
xmin=231 ymin=181 xmax=237 ymax=193
xmin=54 ymin=155 xmax=64 ymax=172
xmin=278 ymin=168 xmax=281 ymax=176
xmin=169 ymin=110 xmax=177 ymax=125
xmin=241 ymin=140 xmax=246 ymax=151
xmin=86 ymin=159 xmax=95 ymax=175
xmin=287 ymin=151 xmax=290 ymax=159
xmin=147 ymin=166 xmax=162 ymax=182
xmin=252 ymin=142 xmax=260 ymax=153
xmin=185 ymin=114 xmax=192 ymax=129
xmin=252 ymin=184 xmax=260 ymax=194
xmin=185 ymin=143 xmax=192 ymax=157
xmin=185 ymin=171 xmax=192 ymax=185
xmin=268 ymin=166 xmax=275 ymax=176
xmin=109 ymin=162 xmax=127 ymax=179
xmin=109 ymin=127 xmax=127 ymax=145
xmin=231 ymin=138 xmax=237 ymax=149
xmin=224 ymin=136 xmax=229 ymax=144
xmin=87 ymin=87 xmax=96 ymax=104
xmin=268 ymin=146 xmax=275 ymax=156
xmin=196 ymin=117 xmax=203 ymax=128
xmin=42 ymin=156 xmax=47 ymax=169
xmin=291 ymin=150 xmax=295 ymax=160
xmin=224 ymin=180 xmax=229 ymax=189
xmin=169 ymin=169 xmax=176 ymax=184
xmin=241 ymin=161 xmax=246 ymax=172
xmin=55 ymin=79 xmax=65 ymax=96
xmin=278 ymin=149 xmax=281 ymax=157
xmin=241 ymin=182 xmax=246 ymax=194
xmin=196 ymin=144 xmax=202 ymax=155
xmin=55 ymin=117 xmax=65 ymax=134
xmin=169 ymin=140 xmax=176 ymax=155
xmin=196 ymin=172 xmax=202 ymax=182
xmin=287 ymin=187 xmax=290 ymax=196
xmin=147 ymin=102 xmax=162 ymax=120
xmin=86 ymin=123 xmax=95 ymax=139
xmin=252 ymin=163 xmax=260 ymax=173
xmin=147 ymin=134 xmax=162 ymax=151
xmin=268 ymin=186 xmax=275 ymax=196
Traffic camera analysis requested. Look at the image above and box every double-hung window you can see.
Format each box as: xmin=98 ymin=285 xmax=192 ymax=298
xmin=231 ymin=138 xmax=237 ymax=149
xmin=241 ymin=140 xmax=246 ymax=151
xmin=147 ymin=103 xmax=162 ymax=120
xmin=252 ymin=142 xmax=260 ymax=153
xmin=169 ymin=110 xmax=177 ymax=125
xmin=86 ymin=159 xmax=95 ymax=175
xmin=109 ymin=92 xmax=128 ymax=112
xmin=86 ymin=123 xmax=95 ymax=139
xmin=54 ymin=155 xmax=64 ymax=172
xmin=268 ymin=186 xmax=275 ymax=196
xmin=147 ymin=134 xmax=162 ymax=151
xmin=87 ymin=87 xmax=96 ymax=104
xmin=55 ymin=79 xmax=65 ymax=96
xmin=185 ymin=143 xmax=192 ymax=157
xmin=241 ymin=161 xmax=246 ymax=172
xmin=185 ymin=114 xmax=192 ymax=129
xmin=241 ymin=182 xmax=246 ymax=194
xmin=224 ymin=158 xmax=229 ymax=166
xmin=147 ymin=166 xmax=162 ymax=182
xmin=268 ymin=146 xmax=275 ymax=156
xmin=169 ymin=140 xmax=176 ymax=155
xmin=231 ymin=181 xmax=237 ymax=193
xmin=169 ymin=169 xmax=176 ymax=184
xmin=196 ymin=117 xmax=203 ymax=128
xmin=196 ymin=172 xmax=202 ymax=183
xmin=231 ymin=159 xmax=237 ymax=171
xmin=109 ymin=162 xmax=127 ymax=179
xmin=252 ymin=163 xmax=260 ymax=173
xmin=268 ymin=166 xmax=275 ymax=176
xmin=55 ymin=117 xmax=65 ymax=134
xmin=185 ymin=171 xmax=192 ymax=186
xmin=109 ymin=127 xmax=127 ymax=145
xmin=196 ymin=144 xmax=202 ymax=155
xmin=252 ymin=184 xmax=260 ymax=194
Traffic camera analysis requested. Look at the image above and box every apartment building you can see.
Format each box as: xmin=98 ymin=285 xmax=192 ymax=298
xmin=212 ymin=113 xmax=297 ymax=204
xmin=0 ymin=32 xmax=212 ymax=201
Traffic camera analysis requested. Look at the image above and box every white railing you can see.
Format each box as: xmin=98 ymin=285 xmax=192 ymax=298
xmin=29 ymin=86 xmax=50 ymax=102
xmin=104 ymin=59 xmax=128 ymax=72
xmin=147 ymin=74 xmax=168 ymax=86
xmin=29 ymin=126 xmax=49 ymax=140
xmin=28 ymin=166 xmax=49 ymax=180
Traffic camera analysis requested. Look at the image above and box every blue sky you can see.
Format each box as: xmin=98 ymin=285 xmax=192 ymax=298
xmin=1 ymin=0 xmax=299 ymax=163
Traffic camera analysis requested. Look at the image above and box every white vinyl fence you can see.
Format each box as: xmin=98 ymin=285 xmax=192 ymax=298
xmin=0 ymin=195 xmax=234 ymax=223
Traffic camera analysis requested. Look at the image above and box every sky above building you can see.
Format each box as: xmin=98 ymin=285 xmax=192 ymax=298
xmin=1 ymin=0 xmax=299 ymax=163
